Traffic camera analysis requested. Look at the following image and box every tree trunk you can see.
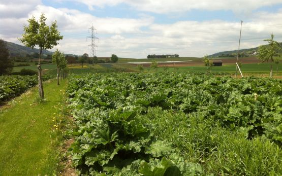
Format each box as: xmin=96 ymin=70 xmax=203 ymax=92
xmin=57 ymin=67 xmax=60 ymax=85
xmin=38 ymin=49 xmax=44 ymax=99
xmin=37 ymin=64 xmax=44 ymax=99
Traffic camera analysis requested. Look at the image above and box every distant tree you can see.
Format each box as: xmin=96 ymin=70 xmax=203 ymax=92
xmin=19 ymin=13 xmax=63 ymax=99
xmin=82 ymin=53 xmax=89 ymax=58
xmin=66 ymin=55 xmax=76 ymax=65
xmin=88 ymin=57 xmax=94 ymax=64
xmin=60 ymin=56 xmax=67 ymax=79
xmin=0 ymin=39 xmax=13 ymax=75
xmin=137 ymin=64 xmax=144 ymax=72
xmin=46 ymin=54 xmax=52 ymax=60
xmin=111 ymin=54 xmax=118 ymax=63
xmin=203 ymin=55 xmax=213 ymax=74
xmin=275 ymin=59 xmax=280 ymax=73
xmin=151 ymin=60 xmax=158 ymax=69
xmin=61 ymin=67 xmax=69 ymax=79
xmin=79 ymin=53 xmax=88 ymax=68
xmin=52 ymin=49 xmax=67 ymax=85
xmin=258 ymin=34 xmax=281 ymax=78
xmin=75 ymin=56 xmax=78 ymax=62
xmin=93 ymin=56 xmax=98 ymax=64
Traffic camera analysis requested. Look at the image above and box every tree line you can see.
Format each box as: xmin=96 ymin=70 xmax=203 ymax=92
xmin=66 ymin=53 xmax=118 ymax=67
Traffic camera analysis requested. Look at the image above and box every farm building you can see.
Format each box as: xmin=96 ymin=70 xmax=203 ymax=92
xmin=213 ymin=60 xmax=222 ymax=66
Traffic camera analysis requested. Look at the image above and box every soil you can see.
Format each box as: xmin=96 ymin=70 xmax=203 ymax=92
xmin=59 ymin=138 xmax=77 ymax=176
xmin=127 ymin=57 xmax=261 ymax=68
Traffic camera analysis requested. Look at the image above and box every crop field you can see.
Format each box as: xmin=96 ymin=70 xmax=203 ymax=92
xmin=0 ymin=75 xmax=51 ymax=103
xmin=121 ymin=56 xmax=260 ymax=67
xmin=117 ymin=57 xmax=282 ymax=76
xmin=12 ymin=63 xmax=56 ymax=72
xmin=67 ymin=72 xmax=282 ymax=175
xmin=118 ymin=57 xmax=199 ymax=63
xmin=1 ymin=57 xmax=282 ymax=175
xmin=164 ymin=63 xmax=281 ymax=75
xmin=2 ymin=1 xmax=282 ymax=175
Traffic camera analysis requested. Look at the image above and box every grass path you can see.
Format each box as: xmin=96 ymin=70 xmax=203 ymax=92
xmin=0 ymin=79 xmax=68 ymax=175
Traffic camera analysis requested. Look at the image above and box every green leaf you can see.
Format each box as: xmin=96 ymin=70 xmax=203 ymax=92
xmin=139 ymin=158 xmax=181 ymax=176
xmin=146 ymin=141 xmax=172 ymax=158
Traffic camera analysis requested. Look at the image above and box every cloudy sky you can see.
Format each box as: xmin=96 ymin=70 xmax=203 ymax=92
xmin=1 ymin=0 xmax=282 ymax=58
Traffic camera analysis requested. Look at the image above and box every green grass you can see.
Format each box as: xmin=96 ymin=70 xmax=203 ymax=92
xmin=0 ymin=79 xmax=68 ymax=175
xmin=142 ymin=62 xmax=282 ymax=76
xmin=68 ymin=63 xmax=134 ymax=74
xmin=149 ymin=108 xmax=282 ymax=175
xmin=13 ymin=63 xmax=56 ymax=72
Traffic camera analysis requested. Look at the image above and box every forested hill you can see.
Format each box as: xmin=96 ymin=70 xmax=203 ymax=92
xmin=210 ymin=47 xmax=258 ymax=58
xmin=4 ymin=41 xmax=53 ymax=57
xmin=210 ymin=42 xmax=282 ymax=58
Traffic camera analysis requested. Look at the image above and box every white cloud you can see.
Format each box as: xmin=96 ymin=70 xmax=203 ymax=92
xmin=0 ymin=0 xmax=41 ymax=18
xmin=65 ymin=0 xmax=282 ymax=14
xmin=17 ymin=5 xmax=154 ymax=56
xmin=1 ymin=0 xmax=282 ymax=58
xmin=146 ymin=15 xmax=282 ymax=57
xmin=27 ymin=5 xmax=154 ymax=34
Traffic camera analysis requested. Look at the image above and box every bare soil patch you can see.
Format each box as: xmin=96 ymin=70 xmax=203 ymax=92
xmin=59 ymin=138 xmax=77 ymax=176
xmin=127 ymin=57 xmax=261 ymax=68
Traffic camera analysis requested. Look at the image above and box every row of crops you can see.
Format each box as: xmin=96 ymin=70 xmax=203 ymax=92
xmin=67 ymin=72 xmax=282 ymax=175
xmin=0 ymin=75 xmax=51 ymax=103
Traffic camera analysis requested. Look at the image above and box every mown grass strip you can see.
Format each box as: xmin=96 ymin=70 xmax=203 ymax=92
xmin=0 ymin=79 xmax=68 ymax=176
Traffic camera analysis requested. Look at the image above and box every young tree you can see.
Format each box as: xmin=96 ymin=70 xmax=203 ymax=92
xmin=111 ymin=54 xmax=118 ymax=63
xmin=52 ymin=49 xmax=67 ymax=85
xmin=79 ymin=57 xmax=85 ymax=68
xmin=203 ymin=55 xmax=213 ymax=74
xmin=66 ymin=55 xmax=76 ymax=65
xmin=78 ymin=53 xmax=88 ymax=68
xmin=137 ymin=64 xmax=144 ymax=72
xmin=61 ymin=67 xmax=69 ymax=79
xmin=0 ymin=39 xmax=13 ymax=75
xmin=93 ymin=56 xmax=98 ymax=64
xmin=19 ymin=13 xmax=63 ymax=99
xmin=88 ymin=57 xmax=94 ymax=64
xmin=258 ymin=34 xmax=281 ymax=78
xmin=151 ymin=60 xmax=158 ymax=69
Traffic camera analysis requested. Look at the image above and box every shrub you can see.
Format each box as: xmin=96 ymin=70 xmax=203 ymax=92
xmin=20 ymin=68 xmax=37 ymax=75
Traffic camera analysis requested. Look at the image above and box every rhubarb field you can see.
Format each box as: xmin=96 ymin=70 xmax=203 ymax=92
xmin=67 ymin=72 xmax=282 ymax=175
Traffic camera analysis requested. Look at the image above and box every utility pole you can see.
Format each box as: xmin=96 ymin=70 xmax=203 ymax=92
xmin=88 ymin=25 xmax=98 ymax=57
xmin=236 ymin=20 xmax=243 ymax=78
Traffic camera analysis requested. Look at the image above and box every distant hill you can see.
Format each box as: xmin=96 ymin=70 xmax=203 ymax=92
xmin=4 ymin=41 xmax=53 ymax=57
xmin=210 ymin=43 xmax=282 ymax=58
xmin=210 ymin=47 xmax=258 ymax=58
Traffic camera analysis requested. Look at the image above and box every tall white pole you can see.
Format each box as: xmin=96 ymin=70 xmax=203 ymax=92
xmin=236 ymin=20 xmax=243 ymax=78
